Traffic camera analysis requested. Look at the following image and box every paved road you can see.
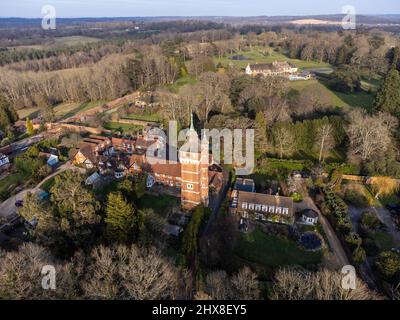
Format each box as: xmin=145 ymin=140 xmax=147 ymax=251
xmin=0 ymin=162 xmax=83 ymax=220
xmin=299 ymin=197 xmax=350 ymax=268
xmin=204 ymin=170 xmax=230 ymax=235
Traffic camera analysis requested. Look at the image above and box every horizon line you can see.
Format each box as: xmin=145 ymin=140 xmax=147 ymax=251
xmin=1 ymin=13 xmax=400 ymax=19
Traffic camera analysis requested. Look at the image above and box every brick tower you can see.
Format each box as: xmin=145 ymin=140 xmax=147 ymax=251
xmin=179 ymin=114 xmax=209 ymax=210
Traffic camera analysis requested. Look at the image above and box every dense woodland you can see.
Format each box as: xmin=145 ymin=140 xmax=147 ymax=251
xmin=2 ymin=20 xmax=399 ymax=176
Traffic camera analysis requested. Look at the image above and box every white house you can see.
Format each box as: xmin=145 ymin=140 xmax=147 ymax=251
xmin=245 ymin=61 xmax=298 ymax=77
xmin=301 ymin=209 xmax=319 ymax=226
xmin=0 ymin=153 xmax=10 ymax=170
xmin=86 ymin=172 xmax=101 ymax=185
xmin=47 ymin=154 xmax=59 ymax=167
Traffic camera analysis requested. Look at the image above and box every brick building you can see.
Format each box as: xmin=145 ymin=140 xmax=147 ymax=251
xmin=71 ymin=117 xmax=218 ymax=211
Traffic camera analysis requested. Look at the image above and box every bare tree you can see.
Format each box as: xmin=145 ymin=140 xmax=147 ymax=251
xmin=316 ymin=121 xmax=335 ymax=163
xmin=273 ymin=125 xmax=295 ymax=159
xmin=205 ymin=270 xmax=232 ymax=300
xmin=118 ymin=245 xmax=178 ymax=300
xmin=0 ymin=243 xmax=77 ymax=300
xmin=193 ymin=72 xmax=232 ymax=124
xmin=82 ymin=245 xmax=179 ymax=300
xmin=82 ymin=245 xmax=120 ymax=300
xmin=230 ymin=267 xmax=260 ymax=300
xmin=347 ymin=110 xmax=397 ymax=162
xmin=271 ymin=267 xmax=382 ymax=300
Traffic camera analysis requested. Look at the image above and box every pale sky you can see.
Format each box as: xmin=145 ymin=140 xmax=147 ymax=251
xmin=0 ymin=0 xmax=399 ymax=18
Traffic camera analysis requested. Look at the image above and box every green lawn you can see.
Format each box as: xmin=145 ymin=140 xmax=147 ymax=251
xmin=40 ymin=176 xmax=57 ymax=193
xmin=289 ymin=79 xmax=375 ymax=110
xmin=0 ymin=172 xmax=30 ymax=199
xmin=370 ymin=231 xmax=395 ymax=251
xmin=215 ymin=47 xmax=331 ymax=70
xmin=235 ymin=229 xmax=322 ymax=268
xmin=166 ymin=76 xmax=198 ymax=92
xmin=124 ymin=113 xmax=163 ymax=123
xmin=136 ymin=193 xmax=179 ymax=216
xmin=377 ymin=194 xmax=400 ymax=206
xmin=104 ymin=122 xmax=143 ymax=134
xmin=54 ymin=100 xmax=106 ymax=120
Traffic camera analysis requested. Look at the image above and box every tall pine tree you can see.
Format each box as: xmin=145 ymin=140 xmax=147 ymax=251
xmin=105 ymin=192 xmax=136 ymax=243
xmin=374 ymin=67 xmax=400 ymax=116
xmin=0 ymin=94 xmax=18 ymax=132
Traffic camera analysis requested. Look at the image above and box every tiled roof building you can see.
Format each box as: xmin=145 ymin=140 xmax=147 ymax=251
xmin=71 ymin=117 xmax=219 ymax=211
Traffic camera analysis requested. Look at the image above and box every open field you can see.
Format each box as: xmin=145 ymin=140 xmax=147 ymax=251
xmin=104 ymin=122 xmax=142 ymax=134
xmin=215 ymin=47 xmax=331 ymax=70
xmin=51 ymin=36 xmax=100 ymax=47
xmin=290 ymin=19 xmax=342 ymax=25
xmin=54 ymin=100 xmax=106 ymax=120
xmin=289 ymin=79 xmax=375 ymax=109
xmin=124 ymin=113 xmax=163 ymax=123
xmin=16 ymin=107 xmax=40 ymax=119
xmin=166 ymin=76 xmax=198 ymax=92
xmin=235 ymin=228 xmax=322 ymax=268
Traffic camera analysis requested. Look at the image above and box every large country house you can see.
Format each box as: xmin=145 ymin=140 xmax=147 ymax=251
xmin=230 ymin=178 xmax=294 ymax=224
xmin=245 ymin=61 xmax=298 ymax=77
xmin=71 ymin=121 xmax=223 ymax=210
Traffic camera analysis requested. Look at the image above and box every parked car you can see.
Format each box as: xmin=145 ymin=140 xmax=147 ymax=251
xmin=15 ymin=200 xmax=24 ymax=207
xmin=391 ymin=248 xmax=400 ymax=254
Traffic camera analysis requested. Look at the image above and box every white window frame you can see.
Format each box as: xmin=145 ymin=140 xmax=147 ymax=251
xmin=269 ymin=206 xmax=275 ymax=213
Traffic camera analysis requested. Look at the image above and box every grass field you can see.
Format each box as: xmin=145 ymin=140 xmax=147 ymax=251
xmin=51 ymin=36 xmax=100 ymax=47
xmin=0 ymin=172 xmax=30 ymax=199
xmin=137 ymin=193 xmax=179 ymax=217
xmin=17 ymin=107 xmax=41 ymax=120
xmin=289 ymin=79 xmax=375 ymax=109
xmin=124 ymin=113 xmax=163 ymax=123
xmin=166 ymin=76 xmax=198 ymax=92
xmin=215 ymin=47 xmax=331 ymax=70
xmin=104 ymin=122 xmax=143 ymax=134
xmin=54 ymin=100 xmax=106 ymax=120
xmin=235 ymin=229 xmax=322 ymax=268
xmin=370 ymin=231 xmax=395 ymax=251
